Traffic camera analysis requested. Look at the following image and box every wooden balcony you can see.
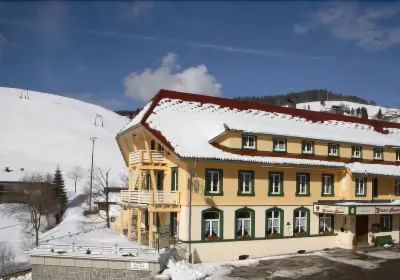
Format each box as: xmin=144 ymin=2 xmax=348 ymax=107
xmin=129 ymin=150 xmax=165 ymax=166
xmin=121 ymin=190 xmax=180 ymax=206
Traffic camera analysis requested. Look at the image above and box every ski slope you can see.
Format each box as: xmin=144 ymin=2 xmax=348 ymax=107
xmin=0 ymin=87 xmax=129 ymax=191
xmin=297 ymin=101 xmax=400 ymax=117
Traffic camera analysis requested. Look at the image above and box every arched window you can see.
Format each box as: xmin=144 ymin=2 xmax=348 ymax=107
xmin=235 ymin=208 xmax=255 ymax=239
xmin=202 ymin=208 xmax=223 ymax=241
xmin=266 ymin=207 xmax=284 ymax=238
xmin=293 ymin=207 xmax=310 ymax=237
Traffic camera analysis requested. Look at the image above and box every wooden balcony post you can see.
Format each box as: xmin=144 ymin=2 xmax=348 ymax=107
xmin=127 ymin=207 xmax=132 ymax=240
xmin=137 ymin=208 xmax=142 ymax=245
xmin=176 ymin=192 xmax=181 ymax=206
xmin=149 ymin=211 xmax=154 ymax=248
xmin=119 ymin=207 xmax=124 ymax=234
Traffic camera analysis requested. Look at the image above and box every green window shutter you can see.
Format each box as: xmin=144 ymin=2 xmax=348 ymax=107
xmin=306 ymin=174 xmax=311 ymax=195
xmin=171 ymin=168 xmax=178 ymax=191
xmin=280 ymin=172 xmax=284 ymax=195
xmin=205 ymin=170 xmax=211 ymax=193
xmin=268 ymin=173 xmax=273 ymax=194
xmin=238 ymin=172 xmax=243 ymax=194
xmin=219 ymin=169 xmax=224 ymax=195
xmin=251 ymin=210 xmax=255 ymax=238
xmin=241 ymin=135 xmax=246 ymax=148
xmin=296 ymin=174 xmax=300 ymax=194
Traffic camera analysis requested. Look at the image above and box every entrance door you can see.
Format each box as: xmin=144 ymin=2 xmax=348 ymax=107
xmin=356 ymin=215 xmax=368 ymax=244
xmin=170 ymin=212 xmax=178 ymax=237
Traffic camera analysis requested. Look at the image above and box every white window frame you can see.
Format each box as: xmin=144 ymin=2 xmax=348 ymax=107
xmin=319 ymin=214 xmax=332 ymax=232
xmin=171 ymin=169 xmax=178 ymax=192
xmin=328 ymin=143 xmax=339 ymax=156
xmin=381 ymin=215 xmax=391 ymax=231
xmin=206 ymin=170 xmax=220 ymax=194
xmin=395 ymin=180 xmax=400 ymax=196
xmin=302 ymin=141 xmax=313 ymax=154
xmin=237 ymin=217 xmax=251 ymax=237
xmin=273 ymin=139 xmax=286 ymax=152
xmin=294 ymin=210 xmax=307 ymax=233
xmin=270 ymin=174 xmax=281 ymax=194
xmin=322 ymin=175 xmax=333 ymax=195
xmin=374 ymin=148 xmax=383 ymax=160
xmin=242 ymin=135 xmax=256 ymax=149
xmin=204 ymin=217 xmax=220 ymax=238
xmin=352 ymin=146 xmax=362 ymax=158
xmin=240 ymin=172 xmax=253 ymax=194
xmin=298 ymin=175 xmax=307 ymax=195
xmin=356 ymin=178 xmax=365 ymax=195
xmin=266 ymin=210 xmax=280 ymax=235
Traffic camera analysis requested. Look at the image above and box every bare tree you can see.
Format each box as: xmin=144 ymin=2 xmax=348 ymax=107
xmin=91 ymin=167 xmax=112 ymax=229
xmin=24 ymin=183 xmax=59 ymax=246
xmin=119 ymin=171 xmax=128 ymax=188
xmin=67 ymin=166 xmax=84 ymax=193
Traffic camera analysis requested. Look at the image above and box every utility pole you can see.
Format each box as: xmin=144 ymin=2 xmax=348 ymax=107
xmin=89 ymin=136 xmax=98 ymax=211
xmin=187 ymin=160 xmax=197 ymax=264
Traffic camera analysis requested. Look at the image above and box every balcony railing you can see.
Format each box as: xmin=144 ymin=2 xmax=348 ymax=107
xmin=129 ymin=150 xmax=165 ymax=166
xmin=121 ymin=190 xmax=179 ymax=205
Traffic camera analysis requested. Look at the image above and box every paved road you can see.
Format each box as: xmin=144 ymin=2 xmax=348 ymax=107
xmin=227 ymin=249 xmax=400 ymax=279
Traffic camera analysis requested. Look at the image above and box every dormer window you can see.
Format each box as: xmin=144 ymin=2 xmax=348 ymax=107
xmin=273 ymin=139 xmax=287 ymax=152
xmin=242 ymin=135 xmax=257 ymax=150
xmin=352 ymin=146 xmax=362 ymax=159
xmin=302 ymin=141 xmax=314 ymax=154
xmin=373 ymin=148 xmax=383 ymax=160
xmin=328 ymin=143 xmax=339 ymax=157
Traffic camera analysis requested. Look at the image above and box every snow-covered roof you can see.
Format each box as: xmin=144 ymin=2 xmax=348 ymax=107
xmin=119 ymin=90 xmax=400 ymax=171
xmin=347 ymin=162 xmax=400 ymax=177
xmin=336 ymin=200 xmax=400 ymax=206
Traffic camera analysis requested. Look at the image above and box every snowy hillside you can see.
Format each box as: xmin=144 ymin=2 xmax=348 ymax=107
xmin=297 ymin=101 xmax=400 ymax=118
xmin=0 ymin=87 xmax=129 ymax=191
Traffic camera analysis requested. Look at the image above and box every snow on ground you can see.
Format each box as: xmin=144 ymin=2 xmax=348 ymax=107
xmin=360 ymin=250 xmax=400 ymax=260
xmin=0 ymin=87 xmax=129 ymax=192
xmin=0 ymin=272 xmax=31 ymax=280
xmin=315 ymin=251 xmax=385 ymax=270
xmin=297 ymin=101 xmax=400 ymax=117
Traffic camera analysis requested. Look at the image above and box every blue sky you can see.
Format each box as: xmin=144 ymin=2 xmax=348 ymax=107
xmin=0 ymin=1 xmax=400 ymax=110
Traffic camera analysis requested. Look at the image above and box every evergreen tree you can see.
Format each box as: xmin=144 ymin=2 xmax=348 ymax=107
xmin=350 ymin=108 xmax=355 ymax=115
xmin=320 ymin=100 xmax=326 ymax=107
xmin=53 ymin=167 xmax=68 ymax=211
xmin=356 ymin=107 xmax=361 ymax=116
xmin=377 ymin=108 xmax=383 ymax=119
xmin=361 ymin=107 xmax=369 ymax=119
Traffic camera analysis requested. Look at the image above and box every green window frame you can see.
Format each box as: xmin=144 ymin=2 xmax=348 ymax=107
xmin=321 ymin=174 xmax=334 ymax=197
xmin=319 ymin=213 xmax=334 ymax=235
xmin=351 ymin=146 xmax=363 ymax=159
xmin=273 ymin=138 xmax=287 ymax=153
xmin=204 ymin=169 xmax=223 ymax=196
xmin=265 ymin=207 xmax=284 ymax=238
xmin=328 ymin=143 xmax=340 ymax=157
xmin=380 ymin=215 xmax=392 ymax=232
xmin=268 ymin=172 xmax=284 ymax=196
xmin=241 ymin=134 xmax=257 ymax=150
xmin=293 ymin=207 xmax=310 ymax=237
xmin=373 ymin=148 xmax=384 ymax=161
xmin=301 ymin=141 xmax=314 ymax=155
xmin=355 ymin=177 xmax=367 ymax=197
xmin=397 ymin=149 xmax=400 ymax=161
xmin=234 ymin=207 xmax=255 ymax=240
xmin=237 ymin=170 xmax=255 ymax=196
xmin=296 ymin=173 xmax=310 ymax=196
xmin=201 ymin=207 xmax=224 ymax=241
xmin=171 ymin=167 xmax=178 ymax=192
xmin=395 ymin=180 xmax=400 ymax=196
xmin=372 ymin=178 xmax=378 ymax=198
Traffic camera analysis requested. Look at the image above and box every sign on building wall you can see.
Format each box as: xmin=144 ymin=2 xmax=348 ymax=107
xmin=355 ymin=207 xmax=376 ymax=215
xmin=313 ymin=204 xmax=348 ymax=214
xmin=375 ymin=207 xmax=400 ymax=214
xmin=131 ymin=262 xmax=149 ymax=271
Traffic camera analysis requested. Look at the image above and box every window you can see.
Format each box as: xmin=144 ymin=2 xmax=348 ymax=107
xmin=235 ymin=208 xmax=255 ymax=239
xmin=273 ymin=139 xmax=286 ymax=152
xmin=266 ymin=208 xmax=283 ymax=238
xmin=150 ymin=140 xmax=156 ymax=150
xmin=322 ymin=174 xmax=334 ymax=196
xmin=238 ymin=171 xmax=255 ymax=196
xmin=268 ymin=172 xmax=283 ymax=196
xmin=395 ymin=180 xmax=400 ymax=196
xmin=202 ymin=208 xmax=223 ymax=241
xmin=328 ymin=143 xmax=339 ymax=156
xmin=355 ymin=177 xmax=366 ymax=196
xmin=242 ymin=135 xmax=257 ymax=150
xmin=380 ymin=215 xmax=392 ymax=232
xmin=293 ymin=208 xmax=309 ymax=237
xmin=352 ymin=146 xmax=362 ymax=159
xmin=171 ymin=168 xmax=178 ymax=192
xmin=296 ymin=173 xmax=310 ymax=196
xmin=372 ymin=178 xmax=378 ymax=198
xmin=373 ymin=148 xmax=383 ymax=160
xmin=319 ymin=214 xmax=333 ymax=235
xmin=302 ymin=141 xmax=314 ymax=154
xmin=158 ymin=144 xmax=164 ymax=152
xmin=397 ymin=150 xmax=400 ymax=161
xmin=205 ymin=169 xmax=223 ymax=195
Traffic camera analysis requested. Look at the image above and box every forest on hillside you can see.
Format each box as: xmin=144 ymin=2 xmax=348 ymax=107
xmin=234 ymin=89 xmax=376 ymax=106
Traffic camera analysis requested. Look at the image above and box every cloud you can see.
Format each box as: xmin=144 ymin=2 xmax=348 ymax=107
xmin=0 ymin=17 xmax=333 ymax=60
xmin=294 ymin=2 xmax=400 ymax=50
xmin=123 ymin=53 xmax=222 ymax=102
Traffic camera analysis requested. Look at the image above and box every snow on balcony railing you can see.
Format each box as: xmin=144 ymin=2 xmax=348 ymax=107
xmin=121 ymin=190 xmax=179 ymax=205
xmin=129 ymin=150 xmax=165 ymax=166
